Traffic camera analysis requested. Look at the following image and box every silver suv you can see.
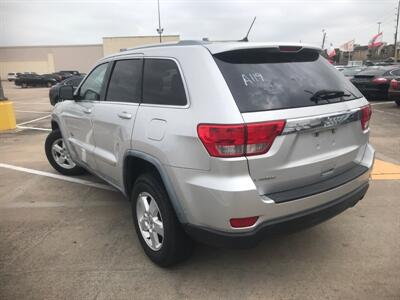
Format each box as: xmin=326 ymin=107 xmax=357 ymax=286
xmin=45 ymin=41 xmax=375 ymax=266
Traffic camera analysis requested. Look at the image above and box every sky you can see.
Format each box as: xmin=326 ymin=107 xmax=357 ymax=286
xmin=0 ymin=0 xmax=397 ymax=48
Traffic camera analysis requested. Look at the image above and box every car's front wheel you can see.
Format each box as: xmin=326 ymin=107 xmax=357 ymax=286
xmin=45 ymin=130 xmax=85 ymax=176
xmin=131 ymin=173 xmax=193 ymax=267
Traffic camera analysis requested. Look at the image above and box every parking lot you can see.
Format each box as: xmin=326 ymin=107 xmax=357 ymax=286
xmin=0 ymin=80 xmax=399 ymax=299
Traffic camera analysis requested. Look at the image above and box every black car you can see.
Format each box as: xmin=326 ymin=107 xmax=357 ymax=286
xmin=14 ymin=74 xmax=58 ymax=88
xmin=49 ymin=75 xmax=84 ymax=106
xmin=350 ymin=66 xmax=400 ymax=100
xmin=54 ymin=70 xmax=81 ymax=80
xmin=42 ymin=73 xmax=63 ymax=82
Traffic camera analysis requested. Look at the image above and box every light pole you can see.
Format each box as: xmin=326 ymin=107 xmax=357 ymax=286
xmin=321 ymin=29 xmax=326 ymax=49
xmin=156 ymin=0 xmax=163 ymax=43
xmin=395 ymin=1 xmax=400 ymax=62
xmin=377 ymin=21 xmax=382 ymax=33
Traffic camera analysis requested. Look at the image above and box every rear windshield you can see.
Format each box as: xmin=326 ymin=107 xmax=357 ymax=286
xmin=354 ymin=68 xmax=388 ymax=77
xmin=214 ymin=48 xmax=363 ymax=112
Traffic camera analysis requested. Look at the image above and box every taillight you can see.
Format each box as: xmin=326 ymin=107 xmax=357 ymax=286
xmin=197 ymin=124 xmax=245 ymax=157
xmin=372 ymin=77 xmax=388 ymax=84
xmin=230 ymin=216 xmax=258 ymax=228
xmin=390 ymin=79 xmax=399 ymax=89
xmin=246 ymin=121 xmax=286 ymax=155
xmin=360 ymin=104 xmax=372 ymax=130
xmin=197 ymin=120 xmax=285 ymax=158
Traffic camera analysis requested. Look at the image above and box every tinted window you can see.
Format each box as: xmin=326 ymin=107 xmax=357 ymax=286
xmin=106 ymin=59 xmax=142 ymax=103
xmin=390 ymin=68 xmax=400 ymax=76
xmin=214 ymin=49 xmax=363 ymax=112
xmin=143 ymin=59 xmax=186 ymax=106
xmin=79 ymin=63 xmax=108 ymax=100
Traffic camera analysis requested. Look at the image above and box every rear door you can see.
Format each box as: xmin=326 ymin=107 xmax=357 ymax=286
xmin=91 ymin=58 xmax=143 ymax=188
xmin=214 ymin=48 xmax=370 ymax=199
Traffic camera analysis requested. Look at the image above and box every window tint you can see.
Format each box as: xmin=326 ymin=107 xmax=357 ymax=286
xmin=106 ymin=59 xmax=142 ymax=103
xmin=214 ymin=49 xmax=363 ymax=112
xmin=79 ymin=63 xmax=108 ymax=100
xmin=143 ymin=59 xmax=186 ymax=106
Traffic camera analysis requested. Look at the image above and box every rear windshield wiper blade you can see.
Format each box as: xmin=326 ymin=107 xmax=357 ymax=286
xmin=305 ymin=89 xmax=351 ymax=103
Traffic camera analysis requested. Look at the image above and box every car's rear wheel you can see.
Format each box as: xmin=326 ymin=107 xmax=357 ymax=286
xmin=131 ymin=173 xmax=193 ymax=267
xmin=45 ymin=130 xmax=85 ymax=176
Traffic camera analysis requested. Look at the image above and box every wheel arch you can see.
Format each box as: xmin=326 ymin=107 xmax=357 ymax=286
xmin=51 ymin=119 xmax=60 ymax=131
xmin=123 ymin=150 xmax=187 ymax=223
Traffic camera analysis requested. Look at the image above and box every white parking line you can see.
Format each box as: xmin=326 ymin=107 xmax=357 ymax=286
xmin=17 ymin=115 xmax=51 ymax=126
xmin=0 ymin=163 xmax=117 ymax=192
xmin=370 ymin=101 xmax=394 ymax=106
xmin=15 ymin=110 xmax=51 ymax=114
xmin=13 ymin=102 xmax=49 ymax=105
xmin=16 ymin=126 xmax=51 ymax=132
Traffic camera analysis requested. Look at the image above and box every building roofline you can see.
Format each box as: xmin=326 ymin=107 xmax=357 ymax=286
xmin=102 ymin=34 xmax=180 ymax=39
xmin=0 ymin=43 xmax=102 ymax=49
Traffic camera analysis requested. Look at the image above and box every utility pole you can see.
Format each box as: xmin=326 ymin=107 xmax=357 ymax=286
xmin=395 ymin=1 xmax=400 ymax=62
xmin=377 ymin=21 xmax=382 ymax=33
xmin=156 ymin=0 xmax=163 ymax=43
xmin=321 ymin=29 xmax=326 ymax=49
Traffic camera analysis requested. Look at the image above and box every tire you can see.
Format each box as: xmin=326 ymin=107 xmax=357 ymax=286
xmin=131 ymin=173 xmax=193 ymax=267
xmin=45 ymin=129 xmax=86 ymax=176
xmin=395 ymin=99 xmax=400 ymax=107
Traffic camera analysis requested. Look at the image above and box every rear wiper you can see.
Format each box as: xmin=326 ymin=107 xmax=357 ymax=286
xmin=305 ymin=89 xmax=351 ymax=103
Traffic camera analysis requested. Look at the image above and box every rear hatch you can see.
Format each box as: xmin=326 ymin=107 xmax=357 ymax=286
xmin=213 ymin=46 xmax=370 ymax=201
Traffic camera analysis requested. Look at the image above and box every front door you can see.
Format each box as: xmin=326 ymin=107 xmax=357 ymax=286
xmin=60 ymin=62 xmax=109 ymax=170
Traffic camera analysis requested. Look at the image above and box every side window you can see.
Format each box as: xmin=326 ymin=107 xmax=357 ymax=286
xmin=142 ymin=59 xmax=187 ymax=106
xmin=78 ymin=63 xmax=109 ymax=100
xmin=106 ymin=59 xmax=142 ymax=103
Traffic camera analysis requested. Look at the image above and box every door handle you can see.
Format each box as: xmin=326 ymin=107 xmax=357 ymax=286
xmin=118 ymin=112 xmax=132 ymax=119
xmin=83 ymin=108 xmax=92 ymax=114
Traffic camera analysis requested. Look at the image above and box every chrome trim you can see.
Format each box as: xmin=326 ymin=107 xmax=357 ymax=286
xmin=282 ymin=108 xmax=361 ymax=135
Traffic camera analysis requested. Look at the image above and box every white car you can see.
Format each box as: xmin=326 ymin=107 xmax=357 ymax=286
xmin=7 ymin=73 xmax=18 ymax=81
xmin=46 ymin=41 xmax=374 ymax=266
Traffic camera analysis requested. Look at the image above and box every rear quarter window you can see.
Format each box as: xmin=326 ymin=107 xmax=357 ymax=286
xmin=142 ymin=59 xmax=187 ymax=106
xmin=214 ymin=48 xmax=363 ymax=112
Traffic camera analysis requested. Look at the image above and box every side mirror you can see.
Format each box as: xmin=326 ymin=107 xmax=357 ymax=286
xmin=59 ymin=85 xmax=74 ymax=100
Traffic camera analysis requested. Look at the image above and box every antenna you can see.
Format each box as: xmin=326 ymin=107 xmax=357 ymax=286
xmin=156 ymin=0 xmax=164 ymax=43
xmin=241 ymin=16 xmax=256 ymax=42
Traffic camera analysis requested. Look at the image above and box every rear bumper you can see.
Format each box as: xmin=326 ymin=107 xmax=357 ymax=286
xmin=184 ymin=182 xmax=369 ymax=248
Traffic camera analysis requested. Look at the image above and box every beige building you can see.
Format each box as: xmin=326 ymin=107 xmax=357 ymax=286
xmin=0 ymin=35 xmax=180 ymax=79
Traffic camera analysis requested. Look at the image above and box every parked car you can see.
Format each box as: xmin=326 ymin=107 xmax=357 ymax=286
xmin=42 ymin=73 xmax=63 ymax=82
xmin=7 ymin=72 xmax=19 ymax=81
xmin=388 ymin=79 xmax=400 ymax=106
xmin=15 ymin=74 xmax=57 ymax=88
xmin=45 ymin=41 xmax=374 ymax=266
xmin=49 ymin=75 xmax=84 ymax=106
xmin=351 ymin=66 xmax=400 ymax=99
xmin=53 ymin=70 xmax=81 ymax=81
